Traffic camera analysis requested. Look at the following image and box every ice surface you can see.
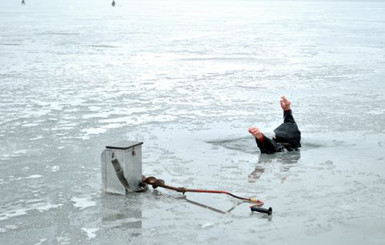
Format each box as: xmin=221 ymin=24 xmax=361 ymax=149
xmin=71 ymin=197 xmax=97 ymax=210
xmin=81 ymin=227 xmax=99 ymax=240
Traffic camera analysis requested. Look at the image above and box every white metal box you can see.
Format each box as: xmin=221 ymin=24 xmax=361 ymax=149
xmin=101 ymin=140 xmax=143 ymax=195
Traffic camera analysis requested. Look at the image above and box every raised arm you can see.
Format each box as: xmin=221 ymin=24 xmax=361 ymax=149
xmin=281 ymin=96 xmax=295 ymax=123
xmin=280 ymin=96 xmax=291 ymax=111
xmin=249 ymin=127 xmax=284 ymax=153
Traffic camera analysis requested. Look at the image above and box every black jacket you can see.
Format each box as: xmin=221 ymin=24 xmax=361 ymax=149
xmin=255 ymin=110 xmax=301 ymax=154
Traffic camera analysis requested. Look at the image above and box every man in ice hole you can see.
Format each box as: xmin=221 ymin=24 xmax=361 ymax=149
xmin=249 ymin=96 xmax=301 ymax=154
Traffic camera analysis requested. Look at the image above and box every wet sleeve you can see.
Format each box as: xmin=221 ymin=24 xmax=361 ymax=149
xmin=255 ymin=134 xmax=283 ymax=154
xmin=283 ymin=110 xmax=295 ymax=123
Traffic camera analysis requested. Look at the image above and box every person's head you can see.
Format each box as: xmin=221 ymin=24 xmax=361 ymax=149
xmin=274 ymin=123 xmax=301 ymax=148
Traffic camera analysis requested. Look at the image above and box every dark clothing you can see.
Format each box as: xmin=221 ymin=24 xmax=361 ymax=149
xmin=255 ymin=110 xmax=301 ymax=154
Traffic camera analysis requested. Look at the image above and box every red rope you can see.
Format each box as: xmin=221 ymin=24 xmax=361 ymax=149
xmin=143 ymin=177 xmax=265 ymax=207
xmin=184 ymin=189 xmax=264 ymax=206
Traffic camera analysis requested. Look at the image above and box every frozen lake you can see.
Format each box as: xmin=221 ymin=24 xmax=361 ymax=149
xmin=1 ymin=0 xmax=385 ymax=244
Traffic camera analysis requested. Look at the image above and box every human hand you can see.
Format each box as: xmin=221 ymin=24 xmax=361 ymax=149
xmin=248 ymin=126 xmax=263 ymax=140
xmin=280 ymin=96 xmax=291 ymax=111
